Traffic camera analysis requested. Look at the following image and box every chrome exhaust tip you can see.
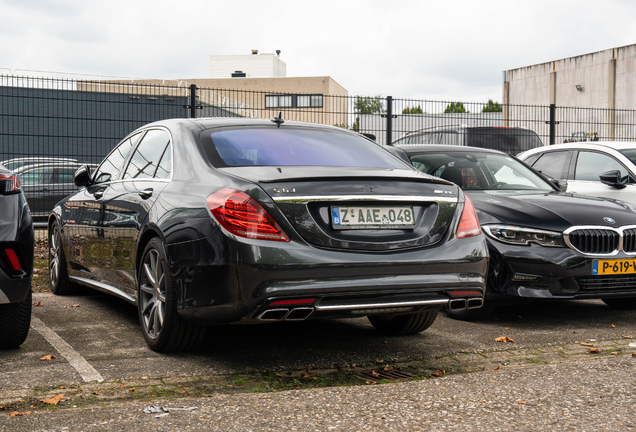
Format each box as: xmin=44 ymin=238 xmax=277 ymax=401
xmin=448 ymin=298 xmax=467 ymax=311
xmin=467 ymin=298 xmax=484 ymax=309
xmin=285 ymin=307 xmax=314 ymax=321
xmin=257 ymin=308 xmax=290 ymax=321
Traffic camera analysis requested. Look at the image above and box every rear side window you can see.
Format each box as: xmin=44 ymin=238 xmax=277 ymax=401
xmin=123 ymin=130 xmax=171 ymax=180
xmin=530 ymin=151 xmax=568 ymax=179
xmin=202 ymin=128 xmax=405 ymax=169
xmin=466 ymin=128 xmax=543 ymax=154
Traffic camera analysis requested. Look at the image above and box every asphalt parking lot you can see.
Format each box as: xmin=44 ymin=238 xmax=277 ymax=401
xmin=2 ymin=289 xmax=636 ymax=430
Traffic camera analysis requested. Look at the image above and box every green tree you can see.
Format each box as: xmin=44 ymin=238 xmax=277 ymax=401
xmin=402 ymin=105 xmax=424 ymax=114
xmin=352 ymin=95 xmax=385 ymax=132
xmin=444 ymin=102 xmax=469 ymax=113
xmin=482 ymin=99 xmax=502 ymax=113
xmin=354 ymin=95 xmax=385 ymax=114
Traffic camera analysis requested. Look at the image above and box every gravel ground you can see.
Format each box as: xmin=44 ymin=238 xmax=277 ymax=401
xmin=3 ymin=356 xmax=635 ymax=431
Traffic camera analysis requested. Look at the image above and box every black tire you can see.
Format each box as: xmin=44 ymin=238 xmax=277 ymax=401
xmin=137 ymin=238 xmax=206 ymax=352
xmin=49 ymin=221 xmax=80 ymax=295
xmin=602 ymin=297 xmax=636 ymax=310
xmin=0 ymin=290 xmax=32 ymax=349
xmin=368 ymin=310 xmax=438 ymax=336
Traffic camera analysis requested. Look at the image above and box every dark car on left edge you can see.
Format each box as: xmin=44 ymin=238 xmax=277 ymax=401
xmin=48 ymin=117 xmax=488 ymax=352
xmin=388 ymin=144 xmax=636 ymax=319
xmin=0 ymin=163 xmax=34 ymax=349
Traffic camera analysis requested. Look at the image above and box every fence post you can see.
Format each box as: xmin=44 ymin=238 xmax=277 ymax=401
xmin=386 ymin=96 xmax=393 ymax=145
xmin=190 ymin=84 xmax=197 ymax=119
xmin=549 ymin=104 xmax=556 ymax=145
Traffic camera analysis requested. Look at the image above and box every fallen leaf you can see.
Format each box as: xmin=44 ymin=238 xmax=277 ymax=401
xmin=130 ymin=388 xmax=135 ymax=392
xmin=495 ymin=336 xmax=515 ymax=343
xmin=92 ymin=391 xmax=100 ymax=395
xmin=588 ymin=348 xmax=602 ymax=354
xmin=494 ymin=366 xmax=500 ymax=370
xmin=70 ymin=304 xmax=80 ymax=308
xmin=383 ymin=341 xmax=388 ymax=344
xmin=431 ymin=370 xmax=445 ymax=377
xmin=505 ymin=327 xmax=510 ymax=330
xmin=118 ymin=383 xmax=125 ymax=387
xmin=33 ymin=301 xmax=42 ymax=307
xmin=622 ymin=335 xmax=632 ymax=339
xmin=275 ymin=373 xmax=283 ymax=377
xmin=40 ymin=355 xmax=56 ymax=361
xmin=59 ymin=386 xmax=65 ymax=389
xmin=518 ymin=401 xmax=527 ymax=404
xmin=375 ymin=359 xmax=384 ymax=363
xmin=580 ymin=342 xmax=594 ymax=347
xmin=371 ymin=371 xmax=380 ymax=376
xmin=40 ymin=394 xmax=64 ymax=405
xmin=610 ymin=352 xmax=619 ymax=355
xmin=383 ymin=364 xmax=395 ymax=371
xmin=632 ymin=353 xmax=636 ymax=357
xmin=10 ymin=411 xmax=32 ymax=417
xmin=611 ymin=324 xmax=617 ymax=328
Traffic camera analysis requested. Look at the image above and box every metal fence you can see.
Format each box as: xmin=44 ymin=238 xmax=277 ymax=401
xmin=2 ymin=73 xmax=636 ymax=220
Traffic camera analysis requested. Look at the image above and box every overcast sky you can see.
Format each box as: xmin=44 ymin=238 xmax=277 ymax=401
xmin=1 ymin=0 xmax=635 ymax=103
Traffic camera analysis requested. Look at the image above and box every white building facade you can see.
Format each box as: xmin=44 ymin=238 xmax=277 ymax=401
xmin=210 ymin=50 xmax=286 ymax=78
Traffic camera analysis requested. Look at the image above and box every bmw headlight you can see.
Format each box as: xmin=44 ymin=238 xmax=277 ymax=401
xmin=483 ymin=225 xmax=565 ymax=247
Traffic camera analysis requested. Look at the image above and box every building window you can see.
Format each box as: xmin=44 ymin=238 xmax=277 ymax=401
xmin=265 ymin=94 xmax=323 ymax=109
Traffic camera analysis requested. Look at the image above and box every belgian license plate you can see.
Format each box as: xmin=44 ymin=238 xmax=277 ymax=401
xmin=331 ymin=206 xmax=415 ymax=230
xmin=592 ymin=259 xmax=636 ymax=275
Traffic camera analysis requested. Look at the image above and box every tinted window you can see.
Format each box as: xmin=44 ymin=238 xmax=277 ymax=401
xmin=94 ymin=132 xmax=143 ymax=183
xmin=620 ymin=149 xmax=636 ymax=166
xmin=56 ymin=168 xmax=77 ymax=184
xmin=204 ymin=128 xmax=405 ymax=169
xmin=531 ymin=151 xmax=568 ymax=179
xmin=575 ymin=151 xmax=628 ymax=181
xmin=20 ymin=167 xmax=53 ymax=185
xmin=155 ymin=142 xmax=172 ymax=179
xmin=124 ymin=130 xmax=170 ymax=180
xmin=466 ymin=128 xmax=543 ymax=154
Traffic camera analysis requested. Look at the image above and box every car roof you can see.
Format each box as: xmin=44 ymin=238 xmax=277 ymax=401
xmin=389 ymin=144 xmax=506 ymax=155
xmin=526 ymin=141 xmax=636 ymax=152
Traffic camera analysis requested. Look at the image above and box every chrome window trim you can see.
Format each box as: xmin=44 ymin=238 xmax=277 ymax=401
xmin=563 ymin=225 xmax=636 ymax=257
xmin=272 ymin=195 xmax=458 ymax=204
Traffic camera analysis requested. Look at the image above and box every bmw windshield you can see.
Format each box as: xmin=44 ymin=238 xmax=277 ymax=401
xmin=409 ymin=151 xmax=555 ymax=192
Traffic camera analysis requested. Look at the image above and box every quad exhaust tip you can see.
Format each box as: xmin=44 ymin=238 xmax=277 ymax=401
xmin=257 ymin=307 xmax=314 ymax=321
xmin=448 ymin=297 xmax=484 ymax=311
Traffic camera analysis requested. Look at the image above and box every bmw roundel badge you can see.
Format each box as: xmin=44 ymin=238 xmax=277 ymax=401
xmin=604 ymin=217 xmax=616 ymax=224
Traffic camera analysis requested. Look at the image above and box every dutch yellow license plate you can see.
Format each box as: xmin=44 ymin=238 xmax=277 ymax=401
xmin=592 ymin=259 xmax=636 ymax=275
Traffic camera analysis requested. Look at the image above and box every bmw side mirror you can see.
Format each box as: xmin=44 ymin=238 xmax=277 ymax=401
xmin=73 ymin=165 xmax=93 ymax=187
xmin=555 ymin=179 xmax=568 ymax=192
xmin=600 ymin=170 xmax=627 ymax=189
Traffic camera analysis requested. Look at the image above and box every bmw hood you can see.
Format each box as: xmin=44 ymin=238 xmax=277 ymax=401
xmin=468 ymin=191 xmax=636 ymax=231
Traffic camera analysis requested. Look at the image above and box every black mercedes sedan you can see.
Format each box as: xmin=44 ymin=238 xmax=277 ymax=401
xmin=388 ymin=144 xmax=636 ymax=319
xmin=0 ymin=164 xmax=34 ymax=349
xmin=48 ymin=118 xmax=488 ymax=352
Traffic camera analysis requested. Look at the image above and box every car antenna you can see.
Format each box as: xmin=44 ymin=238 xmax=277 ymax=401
xmin=270 ymin=111 xmax=284 ymax=128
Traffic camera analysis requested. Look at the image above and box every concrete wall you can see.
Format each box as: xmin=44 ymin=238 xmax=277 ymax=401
xmin=505 ymin=44 xmax=636 ymax=109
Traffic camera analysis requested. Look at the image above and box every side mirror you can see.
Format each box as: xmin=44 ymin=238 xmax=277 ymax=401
xmin=73 ymin=165 xmax=93 ymax=187
xmin=600 ymin=170 xmax=627 ymax=189
xmin=555 ymin=179 xmax=568 ymax=192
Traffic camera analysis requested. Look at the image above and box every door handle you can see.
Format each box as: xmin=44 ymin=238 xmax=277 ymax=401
xmin=139 ymin=188 xmax=153 ymax=199
xmin=93 ymin=191 xmax=104 ymax=199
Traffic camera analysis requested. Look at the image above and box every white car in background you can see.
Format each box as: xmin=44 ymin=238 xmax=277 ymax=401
xmin=518 ymin=142 xmax=636 ymax=203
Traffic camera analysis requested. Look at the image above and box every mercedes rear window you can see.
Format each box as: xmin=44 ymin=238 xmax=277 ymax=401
xmin=201 ymin=128 xmax=405 ymax=169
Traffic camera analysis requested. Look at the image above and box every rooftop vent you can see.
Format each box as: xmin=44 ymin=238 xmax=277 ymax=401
xmin=252 ymin=49 xmax=258 ymax=55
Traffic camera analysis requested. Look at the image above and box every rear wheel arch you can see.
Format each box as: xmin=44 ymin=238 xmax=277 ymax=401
xmin=135 ymin=227 xmax=163 ymax=275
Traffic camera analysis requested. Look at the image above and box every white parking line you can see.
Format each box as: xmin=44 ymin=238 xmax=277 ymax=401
xmin=30 ymin=316 xmax=104 ymax=382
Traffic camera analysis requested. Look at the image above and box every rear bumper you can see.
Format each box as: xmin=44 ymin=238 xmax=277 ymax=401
xmin=169 ymin=233 xmax=488 ymax=325
xmin=0 ymin=270 xmax=31 ymax=304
